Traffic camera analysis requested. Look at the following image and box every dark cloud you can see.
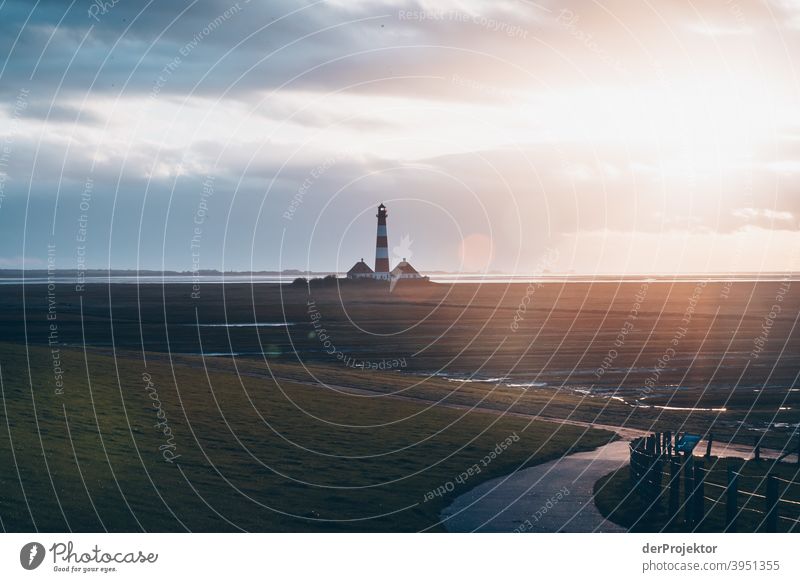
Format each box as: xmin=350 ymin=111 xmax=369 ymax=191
xmin=0 ymin=0 xmax=560 ymax=103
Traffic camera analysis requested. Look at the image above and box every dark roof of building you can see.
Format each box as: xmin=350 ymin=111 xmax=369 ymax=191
xmin=347 ymin=259 xmax=374 ymax=274
xmin=391 ymin=260 xmax=419 ymax=275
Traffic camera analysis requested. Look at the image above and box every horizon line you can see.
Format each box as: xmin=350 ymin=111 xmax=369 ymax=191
xmin=1 ymin=268 xmax=798 ymax=278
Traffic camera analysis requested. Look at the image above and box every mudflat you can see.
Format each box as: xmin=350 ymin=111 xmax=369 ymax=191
xmin=2 ymin=279 xmax=797 ymax=447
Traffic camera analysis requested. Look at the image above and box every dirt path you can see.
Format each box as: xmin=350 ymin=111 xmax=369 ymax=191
xmin=438 ymin=438 xmax=780 ymax=533
xmin=441 ymin=440 xmax=630 ymax=532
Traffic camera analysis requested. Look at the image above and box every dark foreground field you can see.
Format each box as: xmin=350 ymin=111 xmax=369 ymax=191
xmin=0 ymin=279 xmax=798 ymax=531
xmin=0 ymin=343 xmax=613 ymax=532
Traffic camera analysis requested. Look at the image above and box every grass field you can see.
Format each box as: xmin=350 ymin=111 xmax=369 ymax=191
xmin=1 ymin=280 xmax=797 ymax=451
xmin=594 ymin=457 xmax=800 ymax=532
xmin=0 ymin=342 xmax=614 ymax=532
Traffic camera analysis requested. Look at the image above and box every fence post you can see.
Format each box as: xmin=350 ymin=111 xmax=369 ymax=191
xmin=684 ymin=454 xmax=695 ymax=527
xmin=726 ymin=464 xmax=739 ymax=533
xmin=650 ymin=455 xmax=663 ymax=510
xmin=755 ymin=439 xmax=761 ymax=463
xmin=693 ymin=459 xmax=705 ymax=529
xmin=765 ymin=473 xmax=778 ymax=533
xmin=668 ymin=459 xmax=680 ymax=527
xmin=630 ymin=438 xmax=645 ymax=493
xmin=705 ymin=433 xmax=713 ymax=459
xmin=649 ymin=437 xmax=657 ymax=503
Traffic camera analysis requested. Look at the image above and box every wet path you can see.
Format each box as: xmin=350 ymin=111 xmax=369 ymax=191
xmin=441 ymin=441 xmax=631 ymax=533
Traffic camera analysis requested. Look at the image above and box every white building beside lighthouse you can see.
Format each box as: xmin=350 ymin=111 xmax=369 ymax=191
xmin=390 ymin=259 xmax=424 ymax=280
xmin=346 ymin=259 xmax=374 ymax=279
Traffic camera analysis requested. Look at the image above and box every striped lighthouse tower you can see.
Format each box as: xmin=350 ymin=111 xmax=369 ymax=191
xmin=374 ymin=203 xmax=390 ymax=279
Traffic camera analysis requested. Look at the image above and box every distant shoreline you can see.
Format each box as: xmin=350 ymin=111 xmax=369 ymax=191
xmin=0 ymin=273 xmax=798 ymax=285
xmin=1 ymin=269 xmax=797 ymax=279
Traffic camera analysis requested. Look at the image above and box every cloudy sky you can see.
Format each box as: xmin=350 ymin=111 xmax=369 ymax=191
xmin=2 ymin=0 xmax=800 ymax=274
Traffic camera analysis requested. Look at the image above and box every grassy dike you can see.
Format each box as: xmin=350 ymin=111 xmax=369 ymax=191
xmin=0 ymin=343 xmax=614 ymax=532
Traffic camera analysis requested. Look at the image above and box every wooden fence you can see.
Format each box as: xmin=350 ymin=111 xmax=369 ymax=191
xmin=629 ymin=432 xmax=800 ymax=532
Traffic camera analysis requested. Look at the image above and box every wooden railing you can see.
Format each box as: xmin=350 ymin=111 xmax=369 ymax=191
xmin=629 ymin=432 xmax=800 ymax=532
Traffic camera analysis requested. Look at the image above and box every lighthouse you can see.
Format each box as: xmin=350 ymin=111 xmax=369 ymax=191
xmin=344 ymin=202 xmax=427 ymax=285
xmin=374 ymin=203 xmax=390 ymax=279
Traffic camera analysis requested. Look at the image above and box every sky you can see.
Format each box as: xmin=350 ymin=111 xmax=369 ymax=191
xmin=1 ymin=0 xmax=800 ymax=274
